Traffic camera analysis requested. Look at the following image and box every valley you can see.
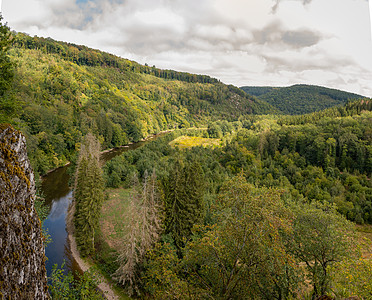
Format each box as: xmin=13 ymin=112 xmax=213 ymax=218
xmin=1 ymin=27 xmax=371 ymax=299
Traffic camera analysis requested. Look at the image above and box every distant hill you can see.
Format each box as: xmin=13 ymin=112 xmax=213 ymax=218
xmin=240 ymin=84 xmax=364 ymax=115
xmin=4 ymin=32 xmax=276 ymax=174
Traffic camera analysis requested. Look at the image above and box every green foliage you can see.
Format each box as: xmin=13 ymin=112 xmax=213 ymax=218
xmin=183 ymin=174 xmax=299 ymax=299
xmin=48 ymin=262 xmax=104 ymax=299
xmin=330 ymin=257 xmax=372 ymax=299
xmin=5 ymin=32 xmax=278 ymax=175
xmin=0 ymin=15 xmax=16 ymax=123
xmin=162 ymin=159 xmax=205 ymax=252
xmin=207 ymin=122 xmax=223 ymax=138
xmin=241 ymin=84 xmax=364 ymax=115
xmin=143 ymin=241 xmax=190 ymax=299
xmin=34 ymin=192 xmax=52 ymax=247
xmin=240 ymin=86 xmax=276 ymax=97
xmin=98 ymin=120 xmax=369 ymax=297
xmin=74 ymin=134 xmax=104 ymax=257
xmin=286 ymin=202 xmax=357 ymax=297
xmin=278 ymin=98 xmax=372 ymax=125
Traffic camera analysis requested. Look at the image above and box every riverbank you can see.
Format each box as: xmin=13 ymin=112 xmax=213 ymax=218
xmin=66 ymin=201 xmax=120 ymax=300
xmin=41 ymin=129 xmax=174 ymax=180
xmin=62 ymin=131 xmax=175 ymax=299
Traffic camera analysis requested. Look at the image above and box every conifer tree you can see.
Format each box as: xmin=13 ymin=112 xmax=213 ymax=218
xmin=74 ymin=133 xmax=104 ymax=257
xmin=163 ymin=160 xmax=205 ymax=251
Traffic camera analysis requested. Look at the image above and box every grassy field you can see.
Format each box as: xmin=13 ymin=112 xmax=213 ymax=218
xmin=100 ymin=188 xmax=131 ymax=252
xmin=169 ymin=135 xmax=222 ymax=149
xmin=96 ymin=188 xmax=133 ymax=299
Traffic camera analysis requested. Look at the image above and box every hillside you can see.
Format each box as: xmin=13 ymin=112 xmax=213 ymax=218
xmin=97 ymin=99 xmax=372 ymax=299
xmin=3 ymin=32 xmax=276 ymax=175
xmin=240 ymin=84 xmax=364 ymax=115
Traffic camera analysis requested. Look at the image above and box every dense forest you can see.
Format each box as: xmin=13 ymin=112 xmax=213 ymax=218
xmin=97 ymin=101 xmax=372 ymax=299
xmin=241 ymin=84 xmax=364 ymax=115
xmin=1 ymin=20 xmax=372 ymax=300
xmin=0 ymin=32 xmax=278 ymax=176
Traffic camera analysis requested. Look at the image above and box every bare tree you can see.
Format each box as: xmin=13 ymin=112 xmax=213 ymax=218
xmin=114 ymin=170 xmax=162 ymax=296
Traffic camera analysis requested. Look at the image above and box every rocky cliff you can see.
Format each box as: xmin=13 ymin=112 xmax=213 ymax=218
xmin=0 ymin=124 xmax=48 ymax=299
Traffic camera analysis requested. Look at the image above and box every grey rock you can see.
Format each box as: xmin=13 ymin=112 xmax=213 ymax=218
xmin=0 ymin=124 xmax=49 ymax=299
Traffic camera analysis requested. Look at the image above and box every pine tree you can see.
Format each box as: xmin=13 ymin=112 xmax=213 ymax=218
xmin=74 ymin=133 xmax=104 ymax=257
xmin=163 ymin=160 xmax=205 ymax=251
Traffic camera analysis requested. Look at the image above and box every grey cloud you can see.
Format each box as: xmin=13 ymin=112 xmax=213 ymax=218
xmin=262 ymin=53 xmax=356 ymax=73
xmin=282 ymin=30 xmax=321 ymax=47
xmin=253 ymin=22 xmax=322 ymax=49
xmin=272 ymin=0 xmax=313 ymax=13
xmin=100 ymin=3 xmax=321 ymax=58
xmin=13 ymin=0 xmax=100 ymax=31
xmin=98 ymin=1 xmax=254 ymax=55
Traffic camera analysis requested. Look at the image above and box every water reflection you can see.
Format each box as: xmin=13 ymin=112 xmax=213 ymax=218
xmin=44 ymin=191 xmax=72 ymax=275
xmin=41 ymin=166 xmax=71 ymax=204
xmin=42 ymin=134 xmax=165 ymax=277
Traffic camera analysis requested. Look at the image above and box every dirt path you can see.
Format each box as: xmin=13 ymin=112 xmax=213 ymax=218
xmin=66 ymin=202 xmax=120 ymax=300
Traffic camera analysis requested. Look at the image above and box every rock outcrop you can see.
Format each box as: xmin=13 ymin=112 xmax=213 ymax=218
xmin=0 ymin=124 xmax=48 ymax=299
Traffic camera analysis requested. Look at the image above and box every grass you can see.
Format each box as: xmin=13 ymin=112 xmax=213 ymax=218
xmin=100 ymin=188 xmax=131 ymax=252
xmin=169 ymin=135 xmax=222 ymax=149
xmin=356 ymin=224 xmax=372 ymax=259
xmin=92 ymin=187 xmax=134 ymax=299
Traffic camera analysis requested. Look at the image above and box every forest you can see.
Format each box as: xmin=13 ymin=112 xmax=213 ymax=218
xmin=1 ymin=19 xmax=372 ymax=299
xmin=0 ymin=32 xmax=277 ymax=177
xmin=241 ymin=84 xmax=364 ymax=115
xmin=98 ymin=104 xmax=372 ymax=299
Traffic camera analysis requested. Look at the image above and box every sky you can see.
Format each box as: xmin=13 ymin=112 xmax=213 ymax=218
xmin=2 ymin=0 xmax=372 ymax=97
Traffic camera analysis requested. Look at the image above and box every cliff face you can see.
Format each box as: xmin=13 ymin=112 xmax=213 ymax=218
xmin=0 ymin=125 xmax=48 ymax=299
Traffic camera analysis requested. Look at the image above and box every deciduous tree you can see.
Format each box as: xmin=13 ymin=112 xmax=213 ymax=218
xmin=183 ymin=174 xmax=298 ymax=299
xmin=287 ymin=202 xmax=356 ymax=298
xmin=0 ymin=14 xmax=15 ymax=123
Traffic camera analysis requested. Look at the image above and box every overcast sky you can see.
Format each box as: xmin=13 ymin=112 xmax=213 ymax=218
xmin=2 ymin=0 xmax=372 ymax=97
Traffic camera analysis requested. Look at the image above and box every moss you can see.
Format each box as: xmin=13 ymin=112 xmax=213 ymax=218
xmin=0 ymin=125 xmax=29 ymax=191
xmin=0 ymin=124 xmax=49 ymax=299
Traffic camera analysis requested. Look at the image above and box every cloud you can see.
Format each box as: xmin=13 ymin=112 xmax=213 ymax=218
xmin=262 ymin=52 xmax=356 ymax=73
xmin=252 ymin=21 xmax=322 ymax=49
xmin=272 ymin=0 xmax=313 ymax=13
xmin=2 ymin=0 xmax=372 ymax=97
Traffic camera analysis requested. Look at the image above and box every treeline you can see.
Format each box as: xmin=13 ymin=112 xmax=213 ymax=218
xmin=278 ymin=98 xmax=372 ymax=125
xmin=241 ymin=84 xmax=364 ymax=115
xmin=12 ymin=32 xmax=218 ymax=84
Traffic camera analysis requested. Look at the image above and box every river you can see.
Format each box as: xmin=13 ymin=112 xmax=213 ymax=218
xmin=41 ymin=138 xmax=155 ymax=276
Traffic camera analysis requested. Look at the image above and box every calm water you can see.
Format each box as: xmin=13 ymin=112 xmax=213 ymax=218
xmin=41 ymin=137 xmax=158 ymax=276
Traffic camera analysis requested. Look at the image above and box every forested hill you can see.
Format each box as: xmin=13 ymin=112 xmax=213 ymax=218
xmin=3 ymin=32 xmax=276 ymax=175
xmin=240 ymin=84 xmax=364 ymax=115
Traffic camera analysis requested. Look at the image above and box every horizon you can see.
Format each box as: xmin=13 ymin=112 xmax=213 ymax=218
xmin=2 ymin=0 xmax=372 ymax=97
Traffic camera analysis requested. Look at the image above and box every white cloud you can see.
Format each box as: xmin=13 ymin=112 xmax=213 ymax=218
xmin=369 ymin=0 xmax=372 ymax=40
xmin=2 ymin=0 xmax=372 ymax=97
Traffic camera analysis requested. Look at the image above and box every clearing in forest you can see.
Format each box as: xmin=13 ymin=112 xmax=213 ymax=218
xmin=100 ymin=188 xmax=131 ymax=252
xmin=169 ymin=135 xmax=222 ymax=149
